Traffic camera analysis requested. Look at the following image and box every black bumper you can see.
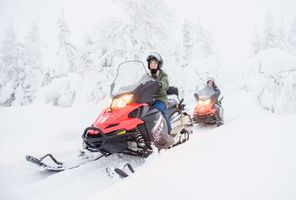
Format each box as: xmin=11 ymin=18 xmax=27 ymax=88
xmin=82 ymin=127 xmax=134 ymax=155
xmin=193 ymin=114 xmax=217 ymax=124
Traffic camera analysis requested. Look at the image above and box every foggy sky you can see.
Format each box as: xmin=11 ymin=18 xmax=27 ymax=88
xmin=0 ymin=0 xmax=295 ymax=68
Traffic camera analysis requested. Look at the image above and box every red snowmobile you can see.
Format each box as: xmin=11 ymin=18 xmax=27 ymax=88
xmin=193 ymin=85 xmax=224 ymax=127
xmin=82 ymin=60 xmax=192 ymax=157
xmin=26 ymin=61 xmax=192 ymax=175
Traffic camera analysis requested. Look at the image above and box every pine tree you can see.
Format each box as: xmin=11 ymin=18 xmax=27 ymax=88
xmin=80 ymin=36 xmax=95 ymax=71
xmin=77 ymin=0 xmax=175 ymax=104
xmin=41 ymin=11 xmax=84 ymax=107
xmin=182 ymin=20 xmax=194 ymax=67
xmin=56 ymin=10 xmax=77 ymax=75
xmin=0 ymin=23 xmax=21 ymax=105
xmin=15 ymin=18 xmax=44 ymax=105
xmin=274 ymin=19 xmax=287 ymax=50
xmin=195 ymin=22 xmax=214 ymax=59
xmin=262 ymin=13 xmax=276 ymax=50
xmin=251 ymin=26 xmax=262 ymax=55
xmin=98 ymin=0 xmax=174 ymax=63
xmin=288 ymin=18 xmax=296 ymax=55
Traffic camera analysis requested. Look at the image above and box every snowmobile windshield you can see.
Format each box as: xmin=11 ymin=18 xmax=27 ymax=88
xmin=197 ymin=85 xmax=217 ymax=100
xmin=111 ymin=61 xmax=152 ymax=97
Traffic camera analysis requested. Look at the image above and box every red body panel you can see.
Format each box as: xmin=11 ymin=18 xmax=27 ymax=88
xmin=194 ymin=102 xmax=216 ymax=117
xmin=90 ymin=103 xmax=146 ymax=135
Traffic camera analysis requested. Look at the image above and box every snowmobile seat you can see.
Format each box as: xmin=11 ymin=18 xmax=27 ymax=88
xmin=167 ymin=86 xmax=179 ymax=96
xmin=166 ymin=97 xmax=179 ymax=119
xmin=166 ymin=86 xmax=181 ymax=119
xmin=167 ymin=86 xmax=180 ymax=109
xmin=167 ymin=97 xmax=178 ymax=109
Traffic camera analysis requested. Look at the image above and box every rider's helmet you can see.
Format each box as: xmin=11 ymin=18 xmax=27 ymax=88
xmin=146 ymin=52 xmax=163 ymax=69
xmin=206 ymin=77 xmax=215 ymax=84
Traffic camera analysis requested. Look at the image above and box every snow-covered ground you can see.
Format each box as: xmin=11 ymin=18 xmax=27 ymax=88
xmin=1 ymin=85 xmax=295 ymax=200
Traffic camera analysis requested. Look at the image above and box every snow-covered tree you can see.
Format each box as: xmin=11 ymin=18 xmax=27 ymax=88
xmin=56 ymin=10 xmax=77 ymax=75
xmin=0 ymin=24 xmax=19 ymax=70
xmin=251 ymin=15 xmax=290 ymax=55
xmin=0 ymin=23 xmax=21 ymax=106
xmin=75 ymin=35 xmax=114 ymax=103
xmin=13 ymin=18 xmax=44 ymax=105
xmin=72 ymin=0 xmax=177 ymax=103
xmin=288 ymin=18 xmax=296 ymax=55
xmin=0 ymin=19 xmax=44 ymax=106
xmin=262 ymin=13 xmax=276 ymax=50
xmin=259 ymin=70 xmax=296 ymax=113
xmin=274 ymin=19 xmax=288 ymax=50
xmin=78 ymin=36 xmax=95 ymax=73
xmin=195 ymin=23 xmax=214 ymax=59
xmin=181 ymin=20 xmax=194 ymax=67
xmin=181 ymin=20 xmax=215 ymax=65
xmin=96 ymin=0 xmax=175 ymax=65
xmin=125 ymin=0 xmax=174 ymax=53
xmin=39 ymin=11 xmax=82 ymax=107
xmin=251 ymin=26 xmax=262 ymax=55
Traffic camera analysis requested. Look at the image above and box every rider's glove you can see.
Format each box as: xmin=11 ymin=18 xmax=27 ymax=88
xmin=158 ymin=81 xmax=162 ymax=88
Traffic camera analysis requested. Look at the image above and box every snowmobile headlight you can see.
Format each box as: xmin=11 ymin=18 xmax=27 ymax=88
xmin=204 ymin=99 xmax=211 ymax=105
xmin=198 ymin=99 xmax=211 ymax=106
xmin=111 ymin=94 xmax=134 ymax=109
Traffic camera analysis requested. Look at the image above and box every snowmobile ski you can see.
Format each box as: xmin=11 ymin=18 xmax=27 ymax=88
xmin=25 ymin=151 xmax=104 ymax=172
xmin=169 ymin=128 xmax=190 ymax=149
xmin=106 ymin=163 xmax=135 ymax=178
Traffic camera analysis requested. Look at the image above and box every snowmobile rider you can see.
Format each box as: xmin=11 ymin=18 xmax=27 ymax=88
xmin=206 ymin=77 xmax=220 ymax=100
xmin=207 ymin=78 xmax=223 ymax=126
xmin=147 ymin=52 xmax=172 ymax=134
xmin=194 ymin=77 xmax=220 ymax=101
xmin=194 ymin=77 xmax=223 ymax=125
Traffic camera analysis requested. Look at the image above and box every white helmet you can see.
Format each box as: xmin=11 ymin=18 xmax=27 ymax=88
xmin=207 ymin=77 xmax=215 ymax=83
xmin=146 ymin=52 xmax=163 ymax=69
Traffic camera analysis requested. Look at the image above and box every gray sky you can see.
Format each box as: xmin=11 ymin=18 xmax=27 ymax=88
xmin=0 ymin=0 xmax=295 ymax=68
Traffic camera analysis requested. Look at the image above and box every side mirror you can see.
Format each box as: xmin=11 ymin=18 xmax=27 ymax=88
xmin=194 ymin=93 xmax=199 ymax=101
xmin=218 ymin=96 xmax=224 ymax=104
xmin=110 ymin=82 xmax=115 ymax=97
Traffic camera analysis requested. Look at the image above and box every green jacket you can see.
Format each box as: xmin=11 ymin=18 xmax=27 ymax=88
xmin=151 ymin=70 xmax=169 ymax=105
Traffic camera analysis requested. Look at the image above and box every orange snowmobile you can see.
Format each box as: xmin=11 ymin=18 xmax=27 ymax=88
xmin=193 ymin=85 xmax=224 ymax=127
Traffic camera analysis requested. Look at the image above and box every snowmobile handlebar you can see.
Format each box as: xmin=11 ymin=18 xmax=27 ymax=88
xmin=178 ymin=98 xmax=186 ymax=110
xmin=218 ymin=96 xmax=224 ymax=104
